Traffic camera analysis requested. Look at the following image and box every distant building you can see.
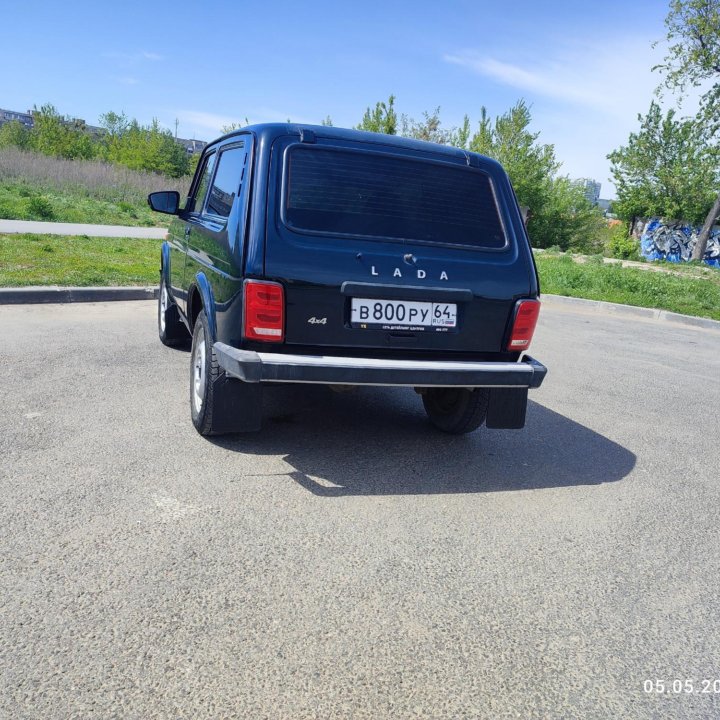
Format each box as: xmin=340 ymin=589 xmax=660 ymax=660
xmin=176 ymin=137 xmax=208 ymax=155
xmin=0 ymin=105 xmax=206 ymax=154
xmin=596 ymin=198 xmax=612 ymax=212
xmin=0 ymin=108 xmax=33 ymax=128
xmin=572 ymin=178 xmax=601 ymax=206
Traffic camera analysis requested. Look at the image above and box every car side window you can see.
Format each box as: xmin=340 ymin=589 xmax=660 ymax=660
xmin=204 ymin=144 xmax=246 ymax=220
xmin=189 ymin=152 xmax=216 ymax=214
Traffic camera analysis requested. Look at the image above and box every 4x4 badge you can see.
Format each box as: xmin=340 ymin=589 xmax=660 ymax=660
xmin=307 ymin=317 xmax=327 ymax=325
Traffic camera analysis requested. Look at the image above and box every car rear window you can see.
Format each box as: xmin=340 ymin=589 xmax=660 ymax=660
xmin=283 ymin=146 xmax=506 ymax=249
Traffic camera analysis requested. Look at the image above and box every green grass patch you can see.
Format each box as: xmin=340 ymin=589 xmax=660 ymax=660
xmin=0 ymin=234 xmax=161 ymax=287
xmin=0 ymin=180 xmax=164 ymax=227
xmin=2 ymin=234 xmax=719 ymax=322
xmin=536 ymin=254 xmax=720 ymax=321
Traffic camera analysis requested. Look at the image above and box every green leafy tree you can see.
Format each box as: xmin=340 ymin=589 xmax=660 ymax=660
xmin=468 ymin=100 xmax=597 ymax=249
xmin=401 ymin=107 xmax=445 ymax=143
xmin=532 ymin=177 xmax=606 ymax=254
xmin=400 ymin=108 xmax=470 ymax=148
xmin=608 ymin=101 xmax=717 ymax=224
xmin=29 ymin=104 xmax=95 ymax=160
xmin=356 ymin=95 xmax=397 ymax=135
xmin=654 ymin=0 xmax=720 ymax=259
xmin=450 ymin=115 xmax=471 ymax=150
xmin=98 ymin=111 xmax=130 ymax=163
xmin=471 ymin=102 xmax=559 ymax=214
xmin=99 ymin=111 xmax=130 ymax=138
xmin=99 ymin=113 xmax=189 ymax=177
xmin=470 ymin=101 xmax=605 ymax=250
xmin=321 ymin=115 xmax=333 ymax=127
xmin=0 ymin=120 xmax=30 ymax=149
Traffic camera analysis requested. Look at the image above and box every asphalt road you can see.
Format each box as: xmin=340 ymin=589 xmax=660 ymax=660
xmin=1 ymin=301 xmax=719 ymax=719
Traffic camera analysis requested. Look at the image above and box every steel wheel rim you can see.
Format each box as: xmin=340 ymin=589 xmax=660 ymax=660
xmin=192 ymin=328 xmax=206 ymax=413
xmin=160 ymin=284 xmax=168 ymax=333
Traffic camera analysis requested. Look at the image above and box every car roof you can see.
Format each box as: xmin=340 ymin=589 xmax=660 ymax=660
xmin=205 ymin=122 xmax=504 ymax=172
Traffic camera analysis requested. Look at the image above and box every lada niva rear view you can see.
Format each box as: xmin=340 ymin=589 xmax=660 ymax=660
xmin=149 ymin=124 xmax=546 ymax=436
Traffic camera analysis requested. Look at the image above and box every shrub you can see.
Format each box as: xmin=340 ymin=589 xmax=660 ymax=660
xmin=27 ymin=196 xmax=55 ymax=221
xmin=606 ymin=222 xmax=639 ymax=260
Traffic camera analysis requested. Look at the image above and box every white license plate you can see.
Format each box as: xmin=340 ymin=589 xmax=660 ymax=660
xmin=350 ymin=298 xmax=457 ymax=330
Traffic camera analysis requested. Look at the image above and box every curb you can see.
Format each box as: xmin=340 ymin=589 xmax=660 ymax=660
xmin=1 ymin=286 xmax=718 ymax=331
xmin=542 ymin=294 xmax=720 ymax=331
xmin=0 ymin=286 xmax=158 ymax=304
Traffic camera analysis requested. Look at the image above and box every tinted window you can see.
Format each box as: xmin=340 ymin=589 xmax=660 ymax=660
xmin=284 ymin=147 xmax=506 ymax=248
xmin=206 ymin=145 xmax=246 ymax=219
xmin=191 ymin=152 xmax=216 ymax=214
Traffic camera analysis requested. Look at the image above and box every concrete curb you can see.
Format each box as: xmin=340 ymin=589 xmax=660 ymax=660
xmin=0 ymin=286 xmax=159 ymax=304
xmin=1 ymin=286 xmax=717 ymax=331
xmin=542 ymin=294 xmax=720 ymax=331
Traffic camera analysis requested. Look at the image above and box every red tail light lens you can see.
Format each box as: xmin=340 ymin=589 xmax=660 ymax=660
xmin=243 ymin=280 xmax=284 ymax=342
xmin=507 ymin=299 xmax=540 ymax=351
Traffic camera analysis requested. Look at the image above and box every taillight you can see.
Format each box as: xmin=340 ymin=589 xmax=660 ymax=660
xmin=507 ymin=299 xmax=540 ymax=351
xmin=243 ymin=280 xmax=284 ymax=342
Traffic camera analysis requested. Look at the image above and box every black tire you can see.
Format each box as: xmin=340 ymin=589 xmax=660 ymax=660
xmin=158 ymin=276 xmax=189 ymax=347
xmin=422 ymin=387 xmax=489 ymax=435
xmin=190 ymin=310 xmax=223 ymax=435
xmin=189 ymin=310 xmax=265 ymax=436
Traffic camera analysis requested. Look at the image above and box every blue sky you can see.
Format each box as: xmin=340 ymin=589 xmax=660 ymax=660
xmin=1 ymin=0 xmax=695 ymax=198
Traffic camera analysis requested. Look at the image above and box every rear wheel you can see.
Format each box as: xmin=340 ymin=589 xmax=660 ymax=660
xmin=158 ymin=276 xmax=189 ymax=346
xmin=190 ymin=310 xmax=264 ymax=436
xmin=190 ymin=310 xmax=220 ymax=435
xmin=422 ymin=387 xmax=489 ymax=435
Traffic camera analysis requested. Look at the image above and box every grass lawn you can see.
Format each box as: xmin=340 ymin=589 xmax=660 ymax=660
xmin=536 ymin=254 xmax=720 ymax=321
xmin=0 ymin=181 xmax=163 ymax=227
xmin=1 ymin=234 xmax=719 ymax=321
xmin=0 ymin=234 xmax=161 ymax=287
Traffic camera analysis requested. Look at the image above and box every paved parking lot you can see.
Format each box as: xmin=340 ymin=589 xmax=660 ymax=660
xmin=1 ymin=300 xmax=719 ymax=719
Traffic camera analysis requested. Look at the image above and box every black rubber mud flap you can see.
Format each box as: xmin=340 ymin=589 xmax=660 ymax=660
xmin=486 ymin=387 xmax=528 ymax=429
xmin=211 ymin=376 xmax=264 ymax=434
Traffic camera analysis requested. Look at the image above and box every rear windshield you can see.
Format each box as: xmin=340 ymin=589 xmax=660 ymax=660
xmin=283 ymin=146 xmax=506 ymax=249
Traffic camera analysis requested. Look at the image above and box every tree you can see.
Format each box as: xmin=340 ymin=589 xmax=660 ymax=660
xmin=356 ymin=95 xmax=397 ymax=135
xmin=400 ymin=108 xmax=470 ymax=148
xmin=29 ymin=104 xmax=95 ymax=160
xmin=608 ymin=101 xmax=718 ymax=224
xmin=321 ymin=115 xmax=333 ymax=127
xmin=99 ymin=113 xmax=190 ymax=177
xmin=469 ymin=101 xmax=604 ymax=250
xmin=0 ymin=120 xmax=30 ymax=149
xmin=533 ymin=177 xmax=606 ymax=253
xmin=655 ymin=0 xmax=720 ymax=259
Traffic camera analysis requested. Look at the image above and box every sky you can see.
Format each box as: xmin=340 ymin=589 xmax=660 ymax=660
xmin=0 ymin=0 xmax=699 ymax=199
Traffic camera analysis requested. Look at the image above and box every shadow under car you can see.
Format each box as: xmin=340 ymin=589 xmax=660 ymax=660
xmin=209 ymin=385 xmax=636 ymax=497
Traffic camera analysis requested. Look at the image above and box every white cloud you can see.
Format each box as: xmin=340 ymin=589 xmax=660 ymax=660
xmin=103 ymin=50 xmax=164 ymax=67
xmin=444 ymin=36 xmax=706 ymax=198
xmin=444 ymin=53 xmax=604 ymax=110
